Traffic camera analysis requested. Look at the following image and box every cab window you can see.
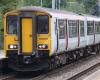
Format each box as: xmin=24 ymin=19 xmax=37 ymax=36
xmin=37 ymin=15 xmax=49 ymax=34
xmin=6 ymin=16 xmax=17 ymax=34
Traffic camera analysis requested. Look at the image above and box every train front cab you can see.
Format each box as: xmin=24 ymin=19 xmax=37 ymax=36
xmin=4 ymin=11 xmax=52 ymax=71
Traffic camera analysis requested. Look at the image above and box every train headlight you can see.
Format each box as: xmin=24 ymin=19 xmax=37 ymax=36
xmin=9 ymin=45 xmax=14 ymax=49
xmin=8 ymin=44 xmax=17 ymax=49
xmin=38 ymin=45 xmax=42 ymax=48
xmin=38 ymin=44 xmax=48 ymax=49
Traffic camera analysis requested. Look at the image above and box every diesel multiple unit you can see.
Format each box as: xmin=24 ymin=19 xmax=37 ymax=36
xmin=4 ymin=6 xmax=100 ymax=71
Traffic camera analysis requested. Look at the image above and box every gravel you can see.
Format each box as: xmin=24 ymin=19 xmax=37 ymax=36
xmin=41 ymin=55 xmax=100 ymax=80
xmin=75 ymin=63 xmax=100 ymax=80
xmin=0 ymin=50 xmax=100 ymax=80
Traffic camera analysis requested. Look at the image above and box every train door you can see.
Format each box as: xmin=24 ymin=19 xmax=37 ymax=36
xmin=21 ymin=18 xmax=32 ymax=53
xmin=68 ymin=20 xmax=78 ymax=50
xmin=18 ymin=13 xmax=36 ymax=55
xmin=57 ymin=19 xmax=66 ymax=52
xmin=56 ymin=19 xmax=59 ymax=52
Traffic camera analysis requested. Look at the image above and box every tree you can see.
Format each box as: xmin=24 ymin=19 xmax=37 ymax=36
xmin=76 ymin=0 xmax=97 ymax=14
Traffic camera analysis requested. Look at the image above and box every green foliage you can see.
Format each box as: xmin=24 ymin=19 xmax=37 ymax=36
xmin=61 ymin=1 xmax=86 ymax=14
xmin=76 ymin=0 xmax=98 ymax=13
xmin=42 ymin=0 xmax=52 ymax=8
xmin=83 ymin=0 xmax=97 ymax=13
xmin=0 ymin=0 xmax=98 ymax=29
xmin=0 ymin=0 xmax=98 ymax=33
xmin=0 ymin=0 xmax=98 ymax=28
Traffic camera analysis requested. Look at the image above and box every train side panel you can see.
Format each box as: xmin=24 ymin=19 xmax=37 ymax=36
xmin=95 ymin=34 xmax=100 ymax=43
xmin=57 ymin=18 xmax=66 ymax=52
xmin=51 ymin=17 xmax=57 ymax=54
xmin=67 ymin=20 xmax=78 ymax=50
xmin=68 ymin=38 xmax=78 ymax=50
xmin=79 ymin=21 xmax=87 ymax=48
xmin=87 ymin=35 xmax=94 ymax=45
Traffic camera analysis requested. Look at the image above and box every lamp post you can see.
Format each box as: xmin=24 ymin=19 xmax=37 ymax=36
xmin=58 ymin=0 xmax=60 ymax=10
xmin=41 ymin=0 xmax=43 ymax=7
xmin=99 ymin=0 xmax=100 ymax=16
xmin=52 ymin=0 xmax=60 ymax=9
xmin=52 ymin=0 xmax=56 ymax=9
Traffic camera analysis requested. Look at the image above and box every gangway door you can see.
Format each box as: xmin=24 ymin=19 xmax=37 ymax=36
xmin=21 ymin=18 xmax=32 ymax=53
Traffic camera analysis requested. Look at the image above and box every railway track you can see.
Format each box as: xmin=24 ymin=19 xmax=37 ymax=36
xmin=0 ymin=54 xmax=100 ymax=80
xmin=31 ymin=54 xmax=100 ymax=80
xmin=68 ymin=63 xmax=100 ymax=80
xmin=0 ymin=73 xmax=15 ymax=80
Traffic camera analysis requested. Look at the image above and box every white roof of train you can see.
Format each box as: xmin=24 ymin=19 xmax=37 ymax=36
xmin=83 ymin=14 xmax=100 ymax=21
xmin=6 ymin=6 xmax=100 ymax=21
xmin=19 ymin=6 xmax=85 ymax=20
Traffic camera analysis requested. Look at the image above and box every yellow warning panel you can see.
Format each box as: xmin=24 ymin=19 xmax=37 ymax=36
xmin=22 ymin=18 xmax=32 ymax=53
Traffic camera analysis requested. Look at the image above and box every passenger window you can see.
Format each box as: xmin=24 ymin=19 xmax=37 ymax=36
xmin=68 ymin=20 xmax=78 ymax=38
xmin=37 ymin=15 xmax=49 ymax=34
xmin=58 ymin=20 xmax=66 ymax=39
xmin=80 ymin=21 xmax=84 ymax=36
xmin=87 ymin=21 xmax=94 ymax=35
xmin=95 ymin=22 xmax=100 ymax=34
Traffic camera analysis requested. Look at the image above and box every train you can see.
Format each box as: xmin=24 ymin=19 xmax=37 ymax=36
xmin=4 ymin=6 xmax=100 ymax=71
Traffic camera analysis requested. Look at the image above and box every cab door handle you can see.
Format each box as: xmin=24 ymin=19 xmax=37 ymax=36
xmin=5 ymin=34 xmax=7 ymax=37
xmin=29 ymin=34 xmax=32 ymax=37
xmin=14 ymin=38 xmax=18 ymax=41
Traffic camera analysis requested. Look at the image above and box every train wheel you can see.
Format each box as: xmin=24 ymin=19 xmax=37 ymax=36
xmin=73 ymin=52 xmax=77 ymax=60
xmin=60 ymin=54 xmax=66 ymax=65
xmin=84 ymin=48 xmax=89 ymax=57
xmin=66 ymin=54 xmax=69 ymax=64
xmin=68 ymin=52 xmax=77 ymax=60
xmin=94 ymin=45 xmax=98 ymax=54
xmin=49 ymin=57 xmax=55 ymax=70
xmin=75 ymin=51 xmax=80 ymax=60
xmin=85 ymin=47 xmax=92 ymax=56
xmin=97 ymin=44 xmax=100 ymax=54
xmin=68 ymin=52 xmax=73 ymax=60
xmin=79 ymin=49 xmax=84 ymax=58
xmin=55 ymin=56 xmax=60 ymax=67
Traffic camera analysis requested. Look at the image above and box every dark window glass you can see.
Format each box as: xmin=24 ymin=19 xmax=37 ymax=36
xmin=87 ymin=21 xmax=94 ymax=35
xmin=95 ymin=22 xmax=100 ymax=34
xmin=58 ymin=20 xmax=66 ymax=39
xmin=37 ymin=15 xmax=49 ymax=34
xmin=6 ymin=16 xmax=17 ymax=34
xmin=80 ymin=21 xmax=84 ymax=36
xmin=68 ymin=20 xmax=78 ymax=38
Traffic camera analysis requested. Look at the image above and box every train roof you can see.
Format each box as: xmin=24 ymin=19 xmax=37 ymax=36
xmin=18 ymin=6 xmax=85 ymax=20
xmin=5 ymin=6 xmax=100 ymax=21
xmin=83 ymin=14 xmax=100 ymax=21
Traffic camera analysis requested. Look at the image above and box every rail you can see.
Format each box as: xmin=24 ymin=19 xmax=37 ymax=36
xmin=0 ymin=54 xmax=100 ymax=80
xmin=31 ymin=54 xmax=100 ymax=80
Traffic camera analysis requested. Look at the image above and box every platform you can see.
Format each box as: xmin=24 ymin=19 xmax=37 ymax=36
xmin=84 ymin=70 xmax=100 ymax=80
xmin=0 ymin=50 xmax=9 ymax=74
xmin=0 ymin=50 xmax=5 ymax=59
